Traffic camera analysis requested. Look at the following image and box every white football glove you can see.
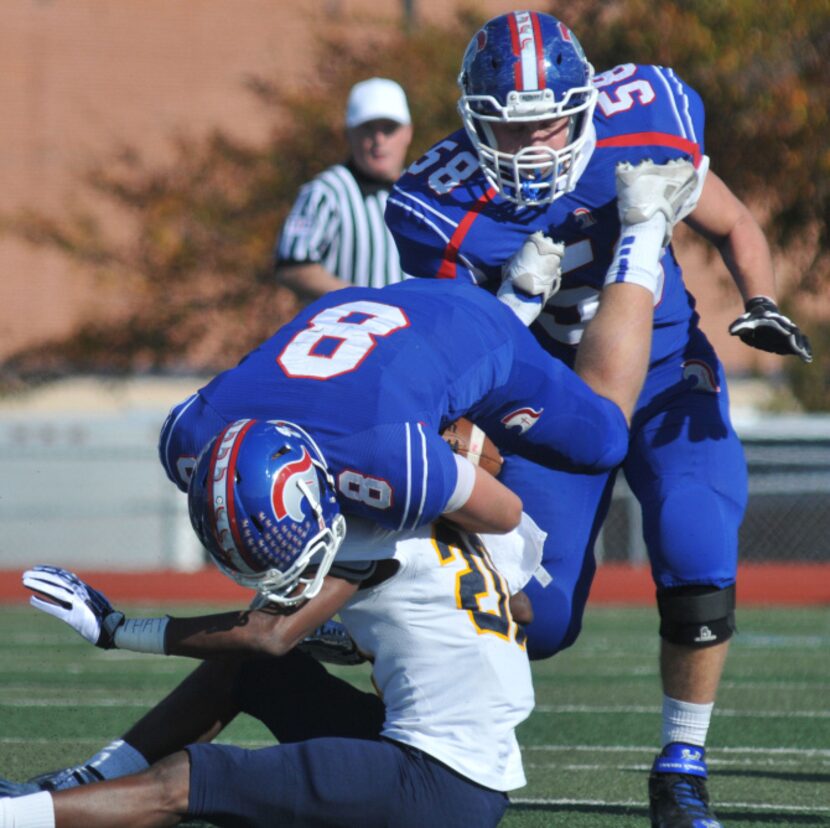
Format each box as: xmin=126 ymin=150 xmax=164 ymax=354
xmin=498 ymin=231 xmax=564 ymax=326
xmin=615 ymin=158 xmax=700 ymax=245
xmin=22 ymin=565 xmax=125 ymax=649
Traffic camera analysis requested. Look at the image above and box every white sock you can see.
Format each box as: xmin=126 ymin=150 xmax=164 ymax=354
xmin=661 ymin=694 xmax=714 ymax=749
xmin=86 ymin=738 xmax=149 ymax=779
xmin=0 ymin=791 xmax=55 ymax=828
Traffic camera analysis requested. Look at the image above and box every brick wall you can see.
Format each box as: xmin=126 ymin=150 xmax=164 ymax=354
xmin=0 ymin=0 xmax=796 ymax=376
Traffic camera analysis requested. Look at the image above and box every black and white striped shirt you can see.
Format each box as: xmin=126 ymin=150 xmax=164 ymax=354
xmin=275 ymin=161 xmax=405 ymax=287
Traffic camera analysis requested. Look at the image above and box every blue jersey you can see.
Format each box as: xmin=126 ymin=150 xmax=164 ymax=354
xmin=387 ymin=64 xmax=707 ymax=368
xmin=160 ymin=279 xmax=627 ymax=532
xmin=386 ymin=65 xmax=747 ymax=660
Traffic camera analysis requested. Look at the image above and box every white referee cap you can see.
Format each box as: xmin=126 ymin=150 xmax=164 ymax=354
xmin=345 ymin=78 xmax=411 ymax=128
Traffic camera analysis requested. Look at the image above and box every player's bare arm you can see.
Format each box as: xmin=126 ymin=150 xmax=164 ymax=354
xmin=684 ymin=170 xmax=778 ymax=302
xmin=575 ymin=281 xmax=654 ymax=424
xmin=576 ymin=158 xmax=699 ymax=423
xmin=22 ymin=565 xmax=358 ymax=660
xmin=164 ymin=574 xmax=359 ymax=659
xmin=687 ymin=170 xmax=812 ymax=362
xmin=441 ymin=417 xmax=521 ymax=534
xmin=443 ymin=462 xmax=522 ymax=535
xmin=275 ymin=262 xmax=353 ymax=301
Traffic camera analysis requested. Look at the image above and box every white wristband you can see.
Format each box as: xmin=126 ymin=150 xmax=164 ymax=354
xmin=443 ymin=453 xmax=477 ymax=513
xmin=113 ymin=617 xmax=169 ymax=654
xmin=0 ymin=791 xmax=55 ymax=828
xmin=604 ymin=212 xmax=668 ymax=298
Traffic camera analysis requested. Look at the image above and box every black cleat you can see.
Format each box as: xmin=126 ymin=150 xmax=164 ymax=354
xmin=649 ymin=743 xmax=722 ymax=828
xmin=297 ymin=619 xmax=366 ymax=666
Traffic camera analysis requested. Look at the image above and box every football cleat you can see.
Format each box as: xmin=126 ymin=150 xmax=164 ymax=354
xmin=26 ymin=764 xmax=104 ymax=792
xmin=649 ymin=743 xmax=722 ymax=828
xmin=297 ymin=619 xmax=366 ymax=666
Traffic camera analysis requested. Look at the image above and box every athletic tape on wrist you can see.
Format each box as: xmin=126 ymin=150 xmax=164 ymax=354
xmin=443 ymin=453 xmax=477 ymax=513
xmin=604 ymin=212 xmax=668 ymax=298
xmin=113 ymin=617 xmax=169 ymax=654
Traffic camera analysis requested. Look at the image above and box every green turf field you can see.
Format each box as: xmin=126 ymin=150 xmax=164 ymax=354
xmin=1 ymin=604 xmax=828 ymax=826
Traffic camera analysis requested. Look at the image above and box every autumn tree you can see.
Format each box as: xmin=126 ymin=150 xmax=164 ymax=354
xmin=2 ymin=2 xmax=828 ymax=405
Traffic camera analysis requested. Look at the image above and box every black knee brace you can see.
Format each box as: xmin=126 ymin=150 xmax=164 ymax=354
xmin=657 ymin=584 xmax=736 ymax=648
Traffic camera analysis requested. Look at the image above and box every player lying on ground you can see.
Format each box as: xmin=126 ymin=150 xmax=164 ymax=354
xmin=0 ymin=419 xmax=545 ymax=828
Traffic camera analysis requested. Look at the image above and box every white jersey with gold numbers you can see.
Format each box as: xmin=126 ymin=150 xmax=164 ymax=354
xmin=339 ymin=516 xmax=543 ymax=792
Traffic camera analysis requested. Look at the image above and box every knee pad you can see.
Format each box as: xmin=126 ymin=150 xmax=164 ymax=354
xmin=657 ymin=584 xmax=736 ymax=648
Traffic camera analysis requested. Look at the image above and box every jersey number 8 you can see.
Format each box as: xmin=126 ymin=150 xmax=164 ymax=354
xmin=278 ymin=301 xmax=410 ymax=379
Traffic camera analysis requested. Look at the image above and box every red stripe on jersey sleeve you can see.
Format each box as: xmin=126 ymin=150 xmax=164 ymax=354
xmin=437 ymin=187 xmax=498 ymax=279
xmin=596 ymin=132 xmax=702 ymax=166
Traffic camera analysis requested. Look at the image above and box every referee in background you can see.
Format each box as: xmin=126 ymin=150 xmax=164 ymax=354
xmin=274 ymin=78 xmax=413 ymax=301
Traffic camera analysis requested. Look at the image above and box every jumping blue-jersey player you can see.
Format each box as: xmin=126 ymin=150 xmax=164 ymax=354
xmin=159 ymin=276 xmax=648 ymax=540
xmin=385 ymin=11 xmax=812 ymax=827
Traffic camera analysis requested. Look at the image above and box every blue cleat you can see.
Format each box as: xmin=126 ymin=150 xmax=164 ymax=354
xmin=648 ymin=743 xmax=723 ymax=828
xmin=26 ymin=764 xmax=104 ymax=792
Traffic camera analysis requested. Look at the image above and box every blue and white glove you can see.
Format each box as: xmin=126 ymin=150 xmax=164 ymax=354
xmin=498 ymin=231 xmax=564 ymax=326
xmin=729 ymin=297 xmax=813 ymax=363
xmin=22 ymin=565 xmax=125 ymax=649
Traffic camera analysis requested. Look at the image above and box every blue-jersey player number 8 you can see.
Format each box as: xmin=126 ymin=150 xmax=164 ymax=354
xmin=277 ymin=300 xmax=410 ymax=379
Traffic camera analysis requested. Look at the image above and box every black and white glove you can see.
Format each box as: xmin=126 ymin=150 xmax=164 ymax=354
xmin=22 ymin=565 xmax=125 ymax=648
xmin=728 ymin=297 xmax=813 ymax=363
xmin=498 ymin=231 xmax=564 ymax=326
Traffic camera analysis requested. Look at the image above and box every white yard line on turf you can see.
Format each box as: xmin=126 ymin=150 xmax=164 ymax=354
xmin=510 ymin=797 xmax=830 ymax=813
xmin=533 ymin=704 xmax=830 ymax=718
xmin=521 ymin=744 xmax=830 ymax=757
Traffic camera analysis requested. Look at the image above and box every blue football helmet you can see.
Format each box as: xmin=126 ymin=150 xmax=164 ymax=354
xmin=458 ymin=11 xmax=597 ymax=206
xmin=188 ymin=418 xmax=346 ymax=606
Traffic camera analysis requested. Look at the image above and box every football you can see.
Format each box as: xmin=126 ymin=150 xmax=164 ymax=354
xmin=441 ymin=417 xmax=504 ymax=477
